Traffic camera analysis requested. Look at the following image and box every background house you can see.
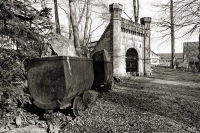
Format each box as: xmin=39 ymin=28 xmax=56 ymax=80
xmin=150 ymin=51 xmax=160 ymax=66
xmin=157 ymin=53 xmax=183 ymax=67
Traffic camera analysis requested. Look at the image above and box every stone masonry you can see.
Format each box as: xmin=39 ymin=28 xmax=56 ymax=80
xmin=92 ymin=3 xmax=151 ymax=77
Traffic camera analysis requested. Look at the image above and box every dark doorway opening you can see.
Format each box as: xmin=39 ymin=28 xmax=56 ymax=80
xmin=126 ymin=48 xmax=138 ymax=72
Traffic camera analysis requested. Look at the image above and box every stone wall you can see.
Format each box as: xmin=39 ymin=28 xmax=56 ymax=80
xmin=121 ymin=32 xmax=144 ymax=76
xmin=92 ymin=24 xmax=112 ymax=59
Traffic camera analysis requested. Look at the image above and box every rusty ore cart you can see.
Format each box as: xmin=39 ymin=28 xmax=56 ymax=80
xmin=27 ymin=54 xmax=112 ymax=116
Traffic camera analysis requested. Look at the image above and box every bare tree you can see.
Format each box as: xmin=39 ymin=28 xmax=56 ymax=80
xmin=59 ymin=0 xmax=89 ymax=41
xmin=153 ymin=0 xmax=199 ymax=68
xmin=77 ymin=0 xmax=87 ymax=25
xmin=154 ymin=0 xmax=199 ymax=39
xmin=40 ymin=0 xmax=47 ymax=9
xmin=57 ymin=0 xmax=110 ymax=50
xmin=54 ymin=0 xmax=61 ymax=34
xmin=69 ymin=0 xmax=80 ymax=48
xmin=58 ymin=1 xmax=72 ymax=39
xmin=133 ymin=0 xmax=139 ymax=23
xmin=83 ymin=0 xmax=90 ymax=46
xmin=170 ymin=0 xmax=175 ymax=69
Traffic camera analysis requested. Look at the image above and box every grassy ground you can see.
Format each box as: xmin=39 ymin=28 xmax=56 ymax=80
xmin=1 ymin=67 xmax=200 ymax=133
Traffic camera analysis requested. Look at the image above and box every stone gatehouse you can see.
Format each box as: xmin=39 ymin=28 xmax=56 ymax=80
xmin=91 ymin=3 xmax=151 ymax=77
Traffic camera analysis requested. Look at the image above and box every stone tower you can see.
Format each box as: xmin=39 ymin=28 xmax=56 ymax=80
xmin=109 ymin=3 xmax=124 ymax=77
xmin=141 ymin=17 xmax=151 ymax=75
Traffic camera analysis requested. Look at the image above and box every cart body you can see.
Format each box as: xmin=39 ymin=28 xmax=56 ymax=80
xmin=27 ymin=56 xmax=94 ymax=110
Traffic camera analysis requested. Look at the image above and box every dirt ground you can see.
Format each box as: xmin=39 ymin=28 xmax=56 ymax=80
xmin=1 ymin=67 xmax=200 ymax=133
xmin=65 ymin=66 xmax=200 ymax=132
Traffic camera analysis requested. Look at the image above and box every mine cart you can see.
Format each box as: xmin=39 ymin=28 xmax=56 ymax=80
xmin=27 ymin=56 xmax=94 ymax=116
xmin=92 ymin=50 xmax=113 ymax=91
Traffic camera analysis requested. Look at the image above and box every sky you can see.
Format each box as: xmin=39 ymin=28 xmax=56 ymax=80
xmin=35 ymin=0 xmax=199 ymax=54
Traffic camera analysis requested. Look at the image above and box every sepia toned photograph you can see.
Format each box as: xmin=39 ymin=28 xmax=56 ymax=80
xmin=0 ymin=0 xmax=199 ymax=132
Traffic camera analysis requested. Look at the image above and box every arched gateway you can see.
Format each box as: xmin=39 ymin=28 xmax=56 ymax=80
xmin=126 ymin=48 xmax=138 ymax=72
xmin=91 ymin=3 xmax=151 ymax=77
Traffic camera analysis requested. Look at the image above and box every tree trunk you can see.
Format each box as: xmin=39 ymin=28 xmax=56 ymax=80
xmin=170 ymin=0 xmax=175 ymax=69
xmin=83 ymin=0 xmax=90 ymax=46
xmin=133 ymin=0 xmax=139 ymax=23
xmin=69 ymin=16 xmax=72 ymax=39
xmin=136 ymin=0 xmax=139 ymax=23
xmin=69 ymin=0 xmax=80 ymax=48
xmin=54 ymin=0 xmax=61 ymax=34
xmin=133 ymin=0 xmax=137 ymax=22
xmin=78 ymin=0 xmax=87 ymax=25
xmin=58 ymin=3 xmax=72 ymax=38
xmin=87 ymin=17 xmax=92 ymax=45
xmin=198 ymin=31 xmax=200 ymax=72
xmin=40 ymin=0 xmax=46 ymax=9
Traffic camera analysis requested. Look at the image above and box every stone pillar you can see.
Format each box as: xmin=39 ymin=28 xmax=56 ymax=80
xmin=109 ymin=3 xmax=125 ymax=77
xmin=141 ymin=17 xmax=151 ymax=75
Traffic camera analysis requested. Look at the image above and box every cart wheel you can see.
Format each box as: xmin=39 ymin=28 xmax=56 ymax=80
xmin=83 ymin=91 xmax=91 ymax=108
xmin=43 ymin=110 xmax=53 ymax=120
xmin=73 ymin=96 xmax=85 ymax=116
xmin=105 ymin=80 xmax=113 ymax=91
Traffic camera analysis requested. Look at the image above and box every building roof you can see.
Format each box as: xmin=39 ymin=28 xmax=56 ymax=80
xmin=157 ymin=53 xmax=183 ymax=59
xmin=151 ymin=51 xmax=159 ymax=56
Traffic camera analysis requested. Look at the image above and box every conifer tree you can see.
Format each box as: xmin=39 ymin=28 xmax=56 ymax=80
xmin=0 ymin=0 xmax=52 ymax=57
xmin=0 ymin=0 xmax=52 ymax=86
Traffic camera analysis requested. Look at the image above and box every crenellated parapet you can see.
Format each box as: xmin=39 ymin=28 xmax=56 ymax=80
xmin=121 ymin=18 xmax=145 ymax=36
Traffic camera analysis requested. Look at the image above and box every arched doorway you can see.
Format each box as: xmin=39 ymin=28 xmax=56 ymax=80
xmin=126 ymin=48 xmax=138 ymax=72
